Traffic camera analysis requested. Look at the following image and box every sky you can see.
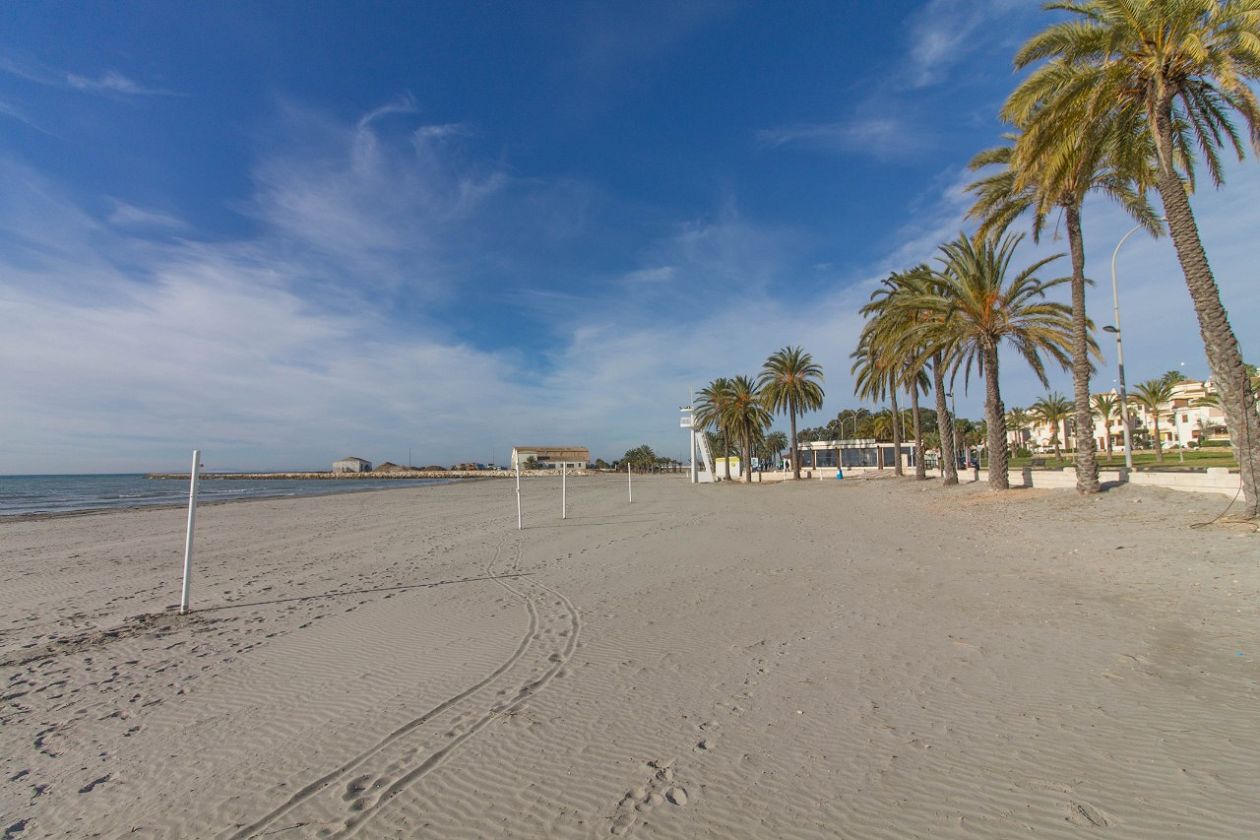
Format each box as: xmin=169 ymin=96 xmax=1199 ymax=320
xmin=1 ymin=0 xmax=1257 ymax=473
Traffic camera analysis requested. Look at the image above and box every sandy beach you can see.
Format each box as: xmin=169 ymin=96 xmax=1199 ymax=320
xmin=2 ymin=476 xmax=1257 ymax=839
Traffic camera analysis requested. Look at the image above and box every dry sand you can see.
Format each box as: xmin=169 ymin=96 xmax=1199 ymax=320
xmin=2 ymin=475 xmax=1257 ymax=839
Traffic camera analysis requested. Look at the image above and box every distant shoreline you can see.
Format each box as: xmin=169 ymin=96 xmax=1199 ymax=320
xmin=0 ymin=477 xmax=461 ymax=522
xmin=145 ymin=469 xmax=589 ymax=480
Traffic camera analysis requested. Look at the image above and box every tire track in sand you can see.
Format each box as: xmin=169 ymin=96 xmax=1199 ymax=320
xmin=227 ymin=529 xmax=582 ymax=839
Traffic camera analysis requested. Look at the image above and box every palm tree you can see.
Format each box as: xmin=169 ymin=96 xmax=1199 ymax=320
xmin=1008 ymin=0 xmax=1260 ymax=516
xmin=887 ymin=266 xmax=962 ymax=486
xmin=1006 ymin=406 xmax=1031 ymax=451
xmin=695 ymin=378 xmax=735 ymax=481
xmin=721 ymin=375 xmax=772 ymax=484
xmin=871 ymin=409 xmax=896 ymax=443
xmin=904 ymin=365 xmax=931 ymax=480
xmin=1162 ymin=369 xmax=1188 ymax=387
xmin=1092 ymin=393 xmax=1119 ymax=461
xmin=757 ymin=346 xmax=825 ymax=481
xmin=858 ymin=268 xmax=947 ymax=479
xmin=852 ymin=337 xmax=903 ymax=475
xmin=969 ymin=119 xmax=1154 ymax=495
xmin=930 ymin=232 xmax=1077 ymax=489
xmin=1134 ymin=378 xmax=1176 ymax=463
xmin=764 ymin=430 xmax=789 ymax=470
xmin=1032 ymin=392 xmax=1073 ymax=462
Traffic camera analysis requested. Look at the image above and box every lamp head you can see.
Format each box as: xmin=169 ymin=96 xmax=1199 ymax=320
xmin=1102 ymin=325 xmax=1119 ymax=334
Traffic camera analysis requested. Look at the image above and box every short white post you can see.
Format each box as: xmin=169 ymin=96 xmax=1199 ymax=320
xmin=179 ymin=449 xmax=201 ymax=615
xmin=561 ymin=462 xmax=567 ymax=519
xmin=627 ymin=461 xmax=633 ymax=504
xmin=515 ymin=460 xmax=523 ymax=530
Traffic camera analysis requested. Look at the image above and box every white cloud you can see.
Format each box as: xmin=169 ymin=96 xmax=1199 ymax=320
xmin=65 ymin=70 xmax=176 ymax=96
xmin=901 ymin=0 xmax=1028 ymax=89
xmin=1 ymin=58 xmax=177 ymax=97
xmin=107 ymin=200 xmax=189 ymax=231
xmin=755 ymin=117 xmax=928 ymax=159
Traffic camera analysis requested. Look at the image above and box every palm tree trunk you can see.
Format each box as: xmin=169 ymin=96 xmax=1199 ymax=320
xmin=1152 ymin=101 xmax=1259 ymax=517
xmin=933 ymin=353 xmax=958 ymax=486
xmin=1153 ymin=415 xmax=1164 ymax=463
xmin=735 ymin=433 xmax=745 ymax=486
xmin=789 ymin=408 xmax=800 ymax=481
xmin=722 ymin=432 xmax=731 ymax=480
xmin=1065 ymin=204 xmax=1100 ymax=494
xmin=982 ymin=344 xmax=1009 ymax=490
xmin=1104 ymin=418 xmax=1113 ymax=461
xmin=911 ymin=386 xmax=926 ymax=480
xmin=890 ymin=389 xmax=903 ymax=476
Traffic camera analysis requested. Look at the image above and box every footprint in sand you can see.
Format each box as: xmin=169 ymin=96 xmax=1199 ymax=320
xmin=1067 ymin=800 xmax=1110 ymax=827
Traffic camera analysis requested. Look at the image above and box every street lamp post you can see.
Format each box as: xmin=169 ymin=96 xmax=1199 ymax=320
xmin=1107 ymin=223 xmax=1146 ymax=472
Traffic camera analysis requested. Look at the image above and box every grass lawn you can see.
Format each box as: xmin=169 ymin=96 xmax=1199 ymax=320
xmin=1009 ymin=449 xmax=1238 ymax=470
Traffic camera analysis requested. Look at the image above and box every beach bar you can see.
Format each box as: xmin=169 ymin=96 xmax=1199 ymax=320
xmin=790 ymin=439 xmax=917 ymax=474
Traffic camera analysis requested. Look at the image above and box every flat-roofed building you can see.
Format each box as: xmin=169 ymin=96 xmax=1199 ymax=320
xmin=511 ymin=446 xmax=589 ymax=470
xmin=791 ymin=439 xmax=916 ymax=472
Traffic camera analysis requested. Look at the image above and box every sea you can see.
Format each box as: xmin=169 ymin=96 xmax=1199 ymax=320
xmin=0 ymin=474 xmax=453 ymax=518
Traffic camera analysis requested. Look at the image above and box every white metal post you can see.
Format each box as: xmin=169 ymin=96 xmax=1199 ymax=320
xmin=515 ymin=460 xmax=523 ymax=530
xmin=562 ymin=462 xmax=567 ymax=519
xmin=179 ymin=450 xmax=201 ymax=615
xmin=627 ymin=461 xmax=633 ymax=504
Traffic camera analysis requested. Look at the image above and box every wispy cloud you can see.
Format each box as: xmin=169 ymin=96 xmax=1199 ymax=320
xmin=106 ymin=200 xmax=189 ymax=231
xmin=1 ymin=58 xmax=178 ymax=97
xmin=901 ymin=0 xmax=1029 ymax=89
xmin=756 ymin=116 xmax=928 ymax=159
xmin=65 ymin=70 xmax=177 ymax=96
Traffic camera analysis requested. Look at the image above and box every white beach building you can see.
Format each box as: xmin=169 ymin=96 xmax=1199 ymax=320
xmin=510 ymin=446 xmax=590 ymax=470
xmin=333 ymin=456 xmax=373 ymax=473
xmin=791 ymin=439 xmax=916 ymax=473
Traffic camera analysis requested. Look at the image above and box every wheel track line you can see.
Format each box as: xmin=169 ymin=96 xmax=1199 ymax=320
xmin=227 ymin=532 xmax=536 ymax=840
xmin=335 ymin=538 xmax=584 ymax=838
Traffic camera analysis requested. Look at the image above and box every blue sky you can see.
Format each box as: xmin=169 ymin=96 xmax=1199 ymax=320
xmin=2 ymin=0 xmax=1257 ymax=472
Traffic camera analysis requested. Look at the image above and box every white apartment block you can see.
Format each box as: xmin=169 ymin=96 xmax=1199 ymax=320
xmin=1013 ymin=380 xmax=1231 ymax=453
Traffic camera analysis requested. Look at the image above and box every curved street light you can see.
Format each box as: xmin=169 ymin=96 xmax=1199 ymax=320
xmin=1108 ymin=220 xmax=1162 ymax=471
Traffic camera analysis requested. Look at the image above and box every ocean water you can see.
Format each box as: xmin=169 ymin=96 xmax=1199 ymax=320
xmin=0 ymin=474 xmax=453 ymax=517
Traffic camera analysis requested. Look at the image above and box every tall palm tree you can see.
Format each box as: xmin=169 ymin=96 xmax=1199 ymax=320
xmin=764 ymin=430 xmax=789 ymax=470
xmin=695 ymin=378 xmax=735 ymax=481
xmin=757 ymin=346 xmax=825 ymax=481
xmin=721 ymin=375 xmax=772 ymax=484
xmin=897 ymin=267 xmax=962 ymax=486
xmin=1092 ymin=393 xmax=1119 ymax=461
xmin=1006 ymin=406 xmax=1032 ymax=451
xmin=969 ymin=120 xmax=1155 ymax=495
xmin=904 ymin=365 xmax=931 ymax=480
xmin=1134 ymin=378 xmax=1176 ymax=463
xmin=1008 ymin=0 xmax=1260 ymax=516
xmin=929 ymin=232 xmax=1078 ymax=489
xmin=859 ymin=268 xmax=948 ymax=479
xmin=852 ymin=337 xmax=903 ymax=475
xmin=1032 ymin=392 xmax=1073 ymax=462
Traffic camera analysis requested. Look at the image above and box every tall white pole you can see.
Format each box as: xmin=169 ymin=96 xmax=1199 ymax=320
xmin=179 ymin=449 xmax=201 ymax=615
xmin=627 ymin=461 xmax=633 ymax=504
xmin=562 ymin=462 xmax=567 ymax=519
xmin=515 ymin=460 xmax=523 ymax=530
